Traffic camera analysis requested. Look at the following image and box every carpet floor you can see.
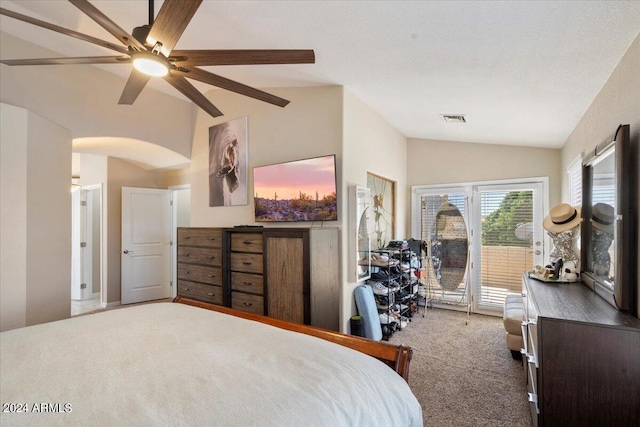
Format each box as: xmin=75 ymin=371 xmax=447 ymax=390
xmin=389 ymin=307 xmax=531 ymax=427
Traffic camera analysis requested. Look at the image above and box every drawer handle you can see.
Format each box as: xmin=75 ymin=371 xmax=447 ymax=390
xmin=184 ymin=271 xmax=190 ymax=274
xmin=243 ymin=282 xmax=253 ymax=286
xmin=208 ymin=237 xmax=216 ymax=240
xmin=207 ymin=274 xmax=215 ymax=278
xmin=243 ymin=302 xmax=253 ymax=307
xmin=207 ymin=293 xmax=215 ymax=296
xmin=243 ymin=241 xmax=253 ymax=245
xmin=184 ymin=236 xmax=190 ymax=239
xmin=208 ymin=256 xmax=216 ymax=259
xmin=242 ymin=262 xmax=252 ymax=266
xmin=183 ymin=253 xmax=190 ymax=257
xmin=182 ymin=288 xmax=190 ymax=291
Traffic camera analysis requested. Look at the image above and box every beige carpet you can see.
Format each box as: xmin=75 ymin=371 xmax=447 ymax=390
xmin=389 ymin=307 xmax=530 ymax=427
xmin=74 ymin=298 xmax=174 ymax=316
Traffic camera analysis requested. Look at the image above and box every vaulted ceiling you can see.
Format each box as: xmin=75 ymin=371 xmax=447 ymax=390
xmin=1 ymin=0 xmax=639 ymax=148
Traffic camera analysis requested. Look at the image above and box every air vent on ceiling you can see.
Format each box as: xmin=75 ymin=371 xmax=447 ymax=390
xmin=441 ymin=114 xmax=466 ymax=123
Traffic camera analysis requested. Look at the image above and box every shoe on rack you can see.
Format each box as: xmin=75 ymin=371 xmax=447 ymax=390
xmin=379 ymin=312 xmax=397 ymax=325
xmin=387 ymin=280 xmax=400 ymax=293
xmin=390 ymin=304 xmax=409 ymax=315
xmin=376 ymin=302 xmax=389 ymax=310
xmin=370 ymin=282 xmax=390 ymax=295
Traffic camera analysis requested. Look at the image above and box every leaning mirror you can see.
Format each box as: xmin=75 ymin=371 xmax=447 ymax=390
xmin=350 ymin=185 xmax=371 ymax=282
xmin=581 ymin=124 xmax=636 ymax=313
xmin=431 ymin=201 xmax=468 ymax=291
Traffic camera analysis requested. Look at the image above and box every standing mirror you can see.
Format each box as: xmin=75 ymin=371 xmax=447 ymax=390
xmin=431 ymin=201 xmax=468 ymax=291
xmin=581 ymin=124 xmax=636 ymax=314
xmin=350 ymin=185 xmax=371 ymax=282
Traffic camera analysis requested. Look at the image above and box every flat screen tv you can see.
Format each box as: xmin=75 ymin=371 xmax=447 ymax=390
xmin=253 ymin=155 xmax=338 ymax=222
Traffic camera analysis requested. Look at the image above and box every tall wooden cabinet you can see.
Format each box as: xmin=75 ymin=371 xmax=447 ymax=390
xmin=177 ymin=227 xmax=339 ymax=331
xmin=522 ymin=273 xmax=640 ymax=426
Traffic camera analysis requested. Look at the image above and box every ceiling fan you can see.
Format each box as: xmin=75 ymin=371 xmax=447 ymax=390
xmin=0 ymin=0 xmax=315 ymax=118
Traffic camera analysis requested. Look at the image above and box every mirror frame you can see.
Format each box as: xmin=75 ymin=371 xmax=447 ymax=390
xmin=581 ymin=124 xmax=637 ymax=314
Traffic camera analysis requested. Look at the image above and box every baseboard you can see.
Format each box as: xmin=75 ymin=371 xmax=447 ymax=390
xmin=102 ymin=301 xmax=121 ymax=308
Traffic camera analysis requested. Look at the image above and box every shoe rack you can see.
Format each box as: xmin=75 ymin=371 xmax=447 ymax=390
xmin=366 ymin=246 xmax=419 ymax=340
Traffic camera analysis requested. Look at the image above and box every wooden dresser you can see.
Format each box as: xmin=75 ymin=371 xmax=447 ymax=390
xmin=522 ymin=273 xmax=640 ymax=426
xmin=176 ymin=228 xmax=224 ymax=305
xmin=227 ymin=229 xmax=265 ymax=316
xmin=177 ymin=227 xmax=339 ymax=331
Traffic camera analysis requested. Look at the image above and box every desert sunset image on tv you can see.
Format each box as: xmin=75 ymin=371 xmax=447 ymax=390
xmin=253 ymin=155 xmax=338 ymax=222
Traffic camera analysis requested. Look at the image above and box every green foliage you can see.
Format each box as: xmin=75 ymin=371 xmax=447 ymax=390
xmin=481 ymin=191 xmax=532 ymax=247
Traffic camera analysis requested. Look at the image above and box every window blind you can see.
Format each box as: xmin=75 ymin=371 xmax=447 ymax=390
xmin=479 ymin=190 xmax=534 ymax=308
xmin=567 ymin=155 xmax=582 ymax=207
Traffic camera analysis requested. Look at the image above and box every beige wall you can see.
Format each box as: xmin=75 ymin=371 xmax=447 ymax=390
xmin=407 ymin=138 xmax=562 ymax=207
xmin=1 ymin=103 xmax=28 ymax=331
xmin=163 ymin=166 xmax=191 ymax=188
xmin=342 ymin=89 xmax=408 ymax=332
xmin=0 ymin=32 xmax=194 ymax=158
xmin=26 ymin=111 xmax=73 ymax=326
xmin=560 ymin=32 xmax=640 ymax=316
xmin=186 ymin=85 xmax=344 ymax=227
xmin=1 ymin=103 xmax=72 ymax=331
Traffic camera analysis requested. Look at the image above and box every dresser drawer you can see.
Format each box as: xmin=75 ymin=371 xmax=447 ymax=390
xmin=230 ymin=253 xmax=263 ymax=274
xmin=230 ymin=233 xmax=263 ymax=253
xmin=231 ymin=291 xmax=264 ymax=315
xmin=177 ymin=263 xmax=222 ymax=285
xmin=177 ymin=280 xmax=223 ymax=305
xmin=178 ymin=246 xmax=222 ymax=267
xmin=178 ymin=228 xmax=222 ymax=248
xmin=231 ymin=272 xmax=264 ymax=295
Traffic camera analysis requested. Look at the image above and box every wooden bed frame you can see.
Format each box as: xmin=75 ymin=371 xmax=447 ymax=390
xmin=175 ymin=297 xmax=413 ymax=382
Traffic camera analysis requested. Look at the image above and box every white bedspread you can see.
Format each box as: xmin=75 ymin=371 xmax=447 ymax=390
xmin=1 ymin=303 xmax=422 ymax=426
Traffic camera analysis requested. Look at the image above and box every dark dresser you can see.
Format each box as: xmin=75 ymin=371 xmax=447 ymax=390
xmin=522 ymin=273 xmax=640 ymax=426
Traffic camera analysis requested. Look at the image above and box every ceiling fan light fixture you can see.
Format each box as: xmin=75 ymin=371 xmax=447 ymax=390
xmin=133 ymin=52 xmax=169 ymax=77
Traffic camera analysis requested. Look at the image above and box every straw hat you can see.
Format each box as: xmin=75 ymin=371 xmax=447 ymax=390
xmin=543 ymin=203 xmax=582 ymax=233
xmin=591 ymin=202 xmax=614 ymax=234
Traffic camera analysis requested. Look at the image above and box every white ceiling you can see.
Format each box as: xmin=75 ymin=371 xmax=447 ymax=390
xmin=1 ymin=0 xmax=639 ymax=149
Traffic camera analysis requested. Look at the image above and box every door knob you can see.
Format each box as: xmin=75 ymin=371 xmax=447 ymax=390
xmin=123 ymin=249 xmax=134 ymax=254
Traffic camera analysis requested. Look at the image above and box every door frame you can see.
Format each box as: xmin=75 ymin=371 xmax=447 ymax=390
xmin=71 ymin=183 xmax=104 ymax=303
xmin=83 ymin=183 xmax=104 ymax=306
xmin=169 ymin=184 xmax=191 ymax=298
xmin=411 ymin=177 xmax=549 ymax=316
xmin=470 ymin=179 xmax=547 ymax=315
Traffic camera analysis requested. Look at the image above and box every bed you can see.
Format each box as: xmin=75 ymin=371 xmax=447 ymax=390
xmin=1 ymin=298 xmax=422 ymax=426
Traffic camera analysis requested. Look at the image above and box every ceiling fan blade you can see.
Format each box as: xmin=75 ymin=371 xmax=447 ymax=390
xmin=68 ymin=0 xmax=146 ymax=51
xmin=118 ymin=69 xmax=152 ymax=105
xmin=1 ymin=56 xmax=130 ymax=66
xmin=176 ymin=67 xmax=289 ymax=108
xmin=0 ymin=7 xmax=128 ymax=54
xmin=164 ymin=72 xmax=223 ymax=118
xmin=147 ymin=0 xmax=202 ymax=56
xmin=169 ymin=49 xmax=316 ymax=66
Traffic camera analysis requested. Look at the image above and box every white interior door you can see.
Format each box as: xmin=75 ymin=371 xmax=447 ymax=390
xmin=71 ymin=188 xmax=91 ymax=301
xmin=121 ymin=187 xmax=172 ymax=305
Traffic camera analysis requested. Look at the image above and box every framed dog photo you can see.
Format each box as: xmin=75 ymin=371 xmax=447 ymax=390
xmin=209 ymin=116 xmax=248 ymax=206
